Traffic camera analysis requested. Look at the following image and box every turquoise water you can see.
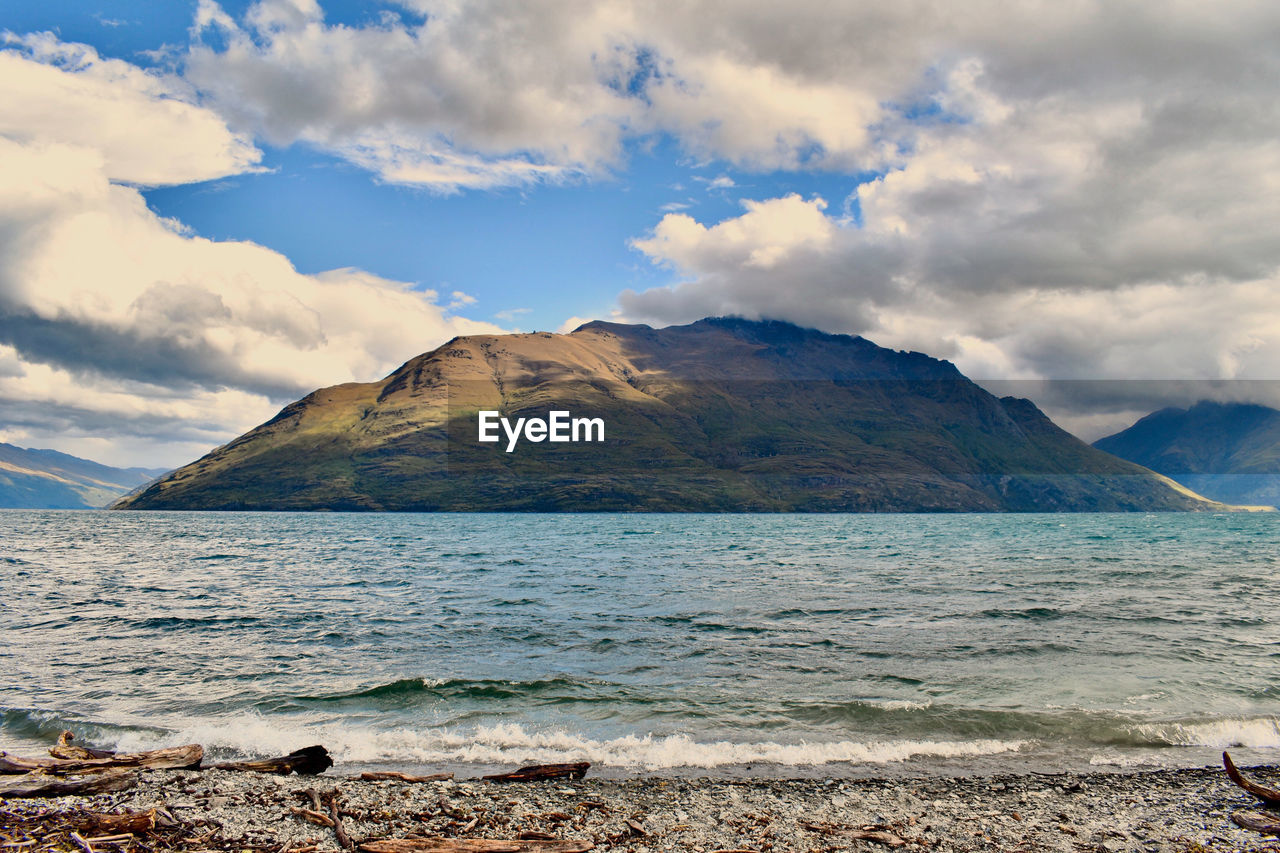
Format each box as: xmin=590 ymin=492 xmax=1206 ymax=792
xmin=1 ymin=511 xmax=1277 ymax=776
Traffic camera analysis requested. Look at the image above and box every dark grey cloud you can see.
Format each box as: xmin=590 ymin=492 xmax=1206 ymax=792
xmin=0 ymin=306 xmax=303 ymax=400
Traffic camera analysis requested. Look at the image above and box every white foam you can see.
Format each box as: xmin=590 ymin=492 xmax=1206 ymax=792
xmin=110 ymin=715 xmax=1026 ymax=770
xmin=1132 ymin=717 xmax=1280 ymax=749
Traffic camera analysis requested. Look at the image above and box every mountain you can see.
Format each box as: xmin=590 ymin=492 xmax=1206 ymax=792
xmin=116 ymin=318 xmax=1227 ymax=512
xmin=1093 ymin=401 xmax=1280 ymax=508
xmin=0 ymin=443 xmax=167 ymax=509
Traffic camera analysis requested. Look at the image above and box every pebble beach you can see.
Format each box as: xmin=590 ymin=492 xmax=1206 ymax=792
xmin=6 ymin=764 xmax=1280 ymax=853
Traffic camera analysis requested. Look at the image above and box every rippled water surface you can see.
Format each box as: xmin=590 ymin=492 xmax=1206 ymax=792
xmin=1 ymin=511 xmax=1277 ymax=776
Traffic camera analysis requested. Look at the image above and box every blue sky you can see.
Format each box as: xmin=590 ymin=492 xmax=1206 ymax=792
xmin=2 ymin=1 xmax=1280 ymax=466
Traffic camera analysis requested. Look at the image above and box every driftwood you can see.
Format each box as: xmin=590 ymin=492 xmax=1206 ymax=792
xmin=360 ymin=771 xmax=455 ymax=783
xmin=290 ymin=806 xmax=337 ymax=827
xmin=481 ymin=763 xmax=589 ymax=783
xmin=325 ymin=791 xmax=354 ymax=851
xmin=50 ymin=731 xmax=116 ymax=761
xmin=0 ymin=743 xmax=202 ymax=775
xmin=1224 ymin=751 xmax=1280 ymax=807
xmin=1233 ymin=811 xmax=1280 ymax=836
xmin=70 ymin=809 xmax=157 ymax=834
xmin=214 ymin=745 xmax=333 ymax=775
xmin=848 ymin=829 xmax=908 ymax=848
xmin=0 ymin=768 xmax=139 ymax=798
xmin=360 ymin=841 xmax=594 ymax=853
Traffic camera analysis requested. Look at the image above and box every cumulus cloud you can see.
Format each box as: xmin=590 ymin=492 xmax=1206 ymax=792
xmin=606 ymin=1 xmax=1280 ymax=432
xmin=0 ymin=37 xmax=503 ymax=466
xmin=175 ymin=0 xmax=968 ymax=189
xmin=173 ymin=1 xmax=1280 ymax=433
xmin=0 ymin=33 xmax=261 ymax=185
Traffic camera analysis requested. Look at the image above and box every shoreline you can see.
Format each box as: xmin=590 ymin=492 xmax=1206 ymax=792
xmin=6 ymin=763 xmax=1280 ymax=852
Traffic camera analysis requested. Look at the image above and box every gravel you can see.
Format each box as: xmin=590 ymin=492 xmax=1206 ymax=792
xmin=6 ymin=765 xmax=1280 ymax=852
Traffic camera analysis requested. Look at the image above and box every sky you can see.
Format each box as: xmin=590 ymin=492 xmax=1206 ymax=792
xmin=3 ymin=0 xmax=1280 ymax=468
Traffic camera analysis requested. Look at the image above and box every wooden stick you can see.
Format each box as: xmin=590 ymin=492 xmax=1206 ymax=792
xmin=325 ymin=791 xmax=353 ymax=851
xmin=68 ymin=833 xmax=94 ymax=853
xmin=50 ymin=732 xmax=116 ymax=761
xmin=481 ymin=763 xmax=589 ymax=783
xmin=360 ymin=841 xmax=594 ymax=853
xmin=288 ymin=807 xmax=335 ymax=828
xmin=359 ymin=771 xmax=454 ymax=783
xmin=1232 ymin=811 xmax=1280 ymax=836
xmin=1224 ymin=751 xmax=1280 ymax=806
xmin=304 ymin=788 xmax=324 ymax=813
xmin=73 ymin=811 xmax=156 ymax=834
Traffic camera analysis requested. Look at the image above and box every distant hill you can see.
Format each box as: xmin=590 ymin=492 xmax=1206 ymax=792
xmin=1094 ymin=400 xmax=1280 ymax=507
xmin=0 ymin=443 xmax=167 ymax=509
xmin=116 ymin=317 xmax=1228 ymax=512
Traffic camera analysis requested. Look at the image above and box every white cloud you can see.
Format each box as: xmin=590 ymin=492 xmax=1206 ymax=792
xmin=0 ymin=33 xmax=260 ymax=185
xmin=0 ymin=35 xmax=505 ymax=466
xmin=610 ymin=1 xmax=1280 ymax=422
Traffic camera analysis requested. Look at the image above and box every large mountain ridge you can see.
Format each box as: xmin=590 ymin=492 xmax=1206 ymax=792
xmin=116 ymin=318 xmax=1225 ymax=512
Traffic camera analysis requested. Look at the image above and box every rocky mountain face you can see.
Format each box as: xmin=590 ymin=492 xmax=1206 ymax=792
xmin=1094 ymin=400 xmax=1280 ymax=508
xmin=116 ymin=318 xmax=1225 ymax=512
xmin=0 ymin=443 xmax=166 ymax=509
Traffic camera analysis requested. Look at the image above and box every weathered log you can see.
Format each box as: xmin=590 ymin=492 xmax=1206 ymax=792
xmin=290 ymin=806 xmax=336 ymax=828
xmin=50 ymin=731 xmax=116 ymax=761
xmin=70 ymin=809 xmax=157 ymax=834
xmin=481 ymin=763 xmax=589 ymax=783
xmin=360 ymin=771 xmax=454 ymax=783
xmin=214 ymin=745 xmax=333 ymax=775
xmin=1224 ymin=751 xmax=1280 ymax=807
xmin=325 ymin=791 xmax=354 ymax=851
xmin=0 ymin=743 xmax=201 ymax=775
xmin=0 ymin=768 xmax=139 ymax=798
xmin=1232 ymin=811 xmax=1280 ymax=835
xmin=848 ymin=829 xmax=908 ymax=848
xmin=360 ymin=841 xmax=593 ymax=853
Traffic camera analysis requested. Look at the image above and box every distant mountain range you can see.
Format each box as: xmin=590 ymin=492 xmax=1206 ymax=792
xmin=0 ymin=443 xmax=167 ymax=509
xmin=115 ymin=318 xmax=1227 ymax=512
xmin=1094 ymin=400 xmax=1280 ymax=508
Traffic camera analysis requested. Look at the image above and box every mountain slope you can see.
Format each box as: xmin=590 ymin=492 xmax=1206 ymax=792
xmin=1094 ymin=401 xmax=1280 ymax=507
xmin=117 ymin=318 xmax=1226 ymax=512
xmin=0 ymin=444 xmax=167 ymax=509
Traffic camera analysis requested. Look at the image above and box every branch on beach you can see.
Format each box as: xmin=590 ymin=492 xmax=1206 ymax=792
xmin=1223 ymin=751 xmax=1280 ymax=807
xmin=0 ymin=743 xmax=202 ymax=775
xmin=0 ymin=768 xmax=139 ymax=798
xmin=69 ymin=809 xmax=157 ymax=834
xmin=481 ymin=763 xmax=590 ymax=783
xmin=360 ymin=840 xmax=594 ymax=852
xmin=213 ymin=745 xmax=333 ymax=775
xmin=1232 ymin=811 xmax=1280 ymax=836
xmin=325 ymin=790 xmax=355 ymax=851
xmin=360 ymin=771 xmax=455 ymax=782
xmin=50 ymin=731 xmax=116 ymax=761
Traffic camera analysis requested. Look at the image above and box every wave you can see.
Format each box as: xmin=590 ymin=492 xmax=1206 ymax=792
xmin=301 ymin=676 xmax=625 ymax=705
xmin=114 ymin=716 xmax=1027 ymax=770
xmin=1129 ymin=717 xmax=1280 ymax=749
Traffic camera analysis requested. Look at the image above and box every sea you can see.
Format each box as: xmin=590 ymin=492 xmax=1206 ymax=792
xmin=1 ymin=510 xmax=1277 ymax=778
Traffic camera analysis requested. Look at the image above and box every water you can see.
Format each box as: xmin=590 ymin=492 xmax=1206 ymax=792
xmin=1 ymin=511 xmax=1277 ymax=777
